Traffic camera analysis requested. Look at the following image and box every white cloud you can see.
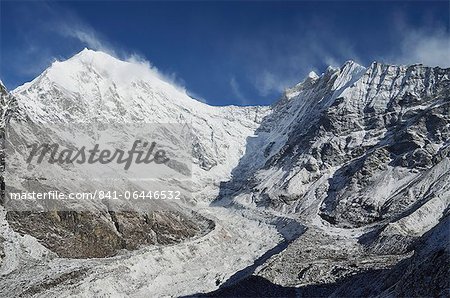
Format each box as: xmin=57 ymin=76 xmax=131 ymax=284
xmin=381 ymin=12 xmax=450 ymax=68
xmin=230 ymin=76 xmax=249 ymax=104
xmin=231 ymin=20 xmax=361 ymax=97
xmin=253 ymin=71 xmax=291 ymax=97
xmin=125 ymin=53 xmax=189 ymax=95
xmin=5 ymin=2 xmax=194 ymax=97
xmin=59 ymin=25 xmax=116 ymax=55
xmin=394 ymin=29 xmax=450 ymax=67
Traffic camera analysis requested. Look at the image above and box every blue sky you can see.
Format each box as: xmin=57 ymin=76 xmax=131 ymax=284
xmin=1 ymin=1 xmax=449 ymax=106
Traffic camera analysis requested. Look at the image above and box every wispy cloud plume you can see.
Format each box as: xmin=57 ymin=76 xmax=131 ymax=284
xmin=230 ymin=19 xmax=360 ymax=98
xmin=381 ymin=11 xmax=450 ymax=68
xmin=55 ymin=17 xmax=196 ymax=98
xmin=3 ymin=2 xmax=193 ymax=97
xmin=125 ymin=53 xmax=190 ymax=95
xmin=230 ymin=76 xmax=249 ymax=104
xmin=58 ymin=25 xmax=115 ymax=55
xmin=253 ymin=71 xmax=291 ymax=97
xmin=393 ymin=28 xmax=450 ymax=67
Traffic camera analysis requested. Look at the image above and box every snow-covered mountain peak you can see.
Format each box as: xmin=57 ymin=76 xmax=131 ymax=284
xmin=8 ymin=48 xmax=270 ymax=200
xmin=226 ymin=59 xmax=449 ymax=226
xmin=283 ymin=61 xmax=366 ymax=101
xmin=28 ymin=48 xmax=188 ymax=100
xmin=66 ymin=48 xmax=164 ymax=84
xmin=12 ymin=48 xmax=215 ymax=123
xmin=70 ymin=47 xmax=113 ymax=61
xmin=340 ymin=59 xmax=363 ymax=69
xmin=332 ymin=60 xmax=366 ymax=94
xmin=72 ymin=47 xmax=108 ymax=59
xmin=307 ymin=71 xmax=319 ymax=80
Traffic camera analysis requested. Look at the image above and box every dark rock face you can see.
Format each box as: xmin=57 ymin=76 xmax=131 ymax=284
xmin=7 ymin=211 xmax=123 ymax=258
xmin=189 ymin=275 xmax=297 ymax=297
xmin=6 ymin=210 xmax=213 ymax=258
xmin=329 ymin=214 xmax=450 ymax=298
xmin=386 ymin=214 xmax=450 ymax=298
xmin=198 ymin=215 xmax=449 ymax=298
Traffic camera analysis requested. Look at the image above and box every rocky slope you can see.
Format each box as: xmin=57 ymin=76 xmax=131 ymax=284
xmin=215 ymin=61 xmax=450 ymax=294
xmin=199 ymin=213 xmax=449 ymax=297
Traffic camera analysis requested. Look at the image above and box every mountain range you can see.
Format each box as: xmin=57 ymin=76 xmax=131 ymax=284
xmin=0 ymin=49 xmax=448 ymax=297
